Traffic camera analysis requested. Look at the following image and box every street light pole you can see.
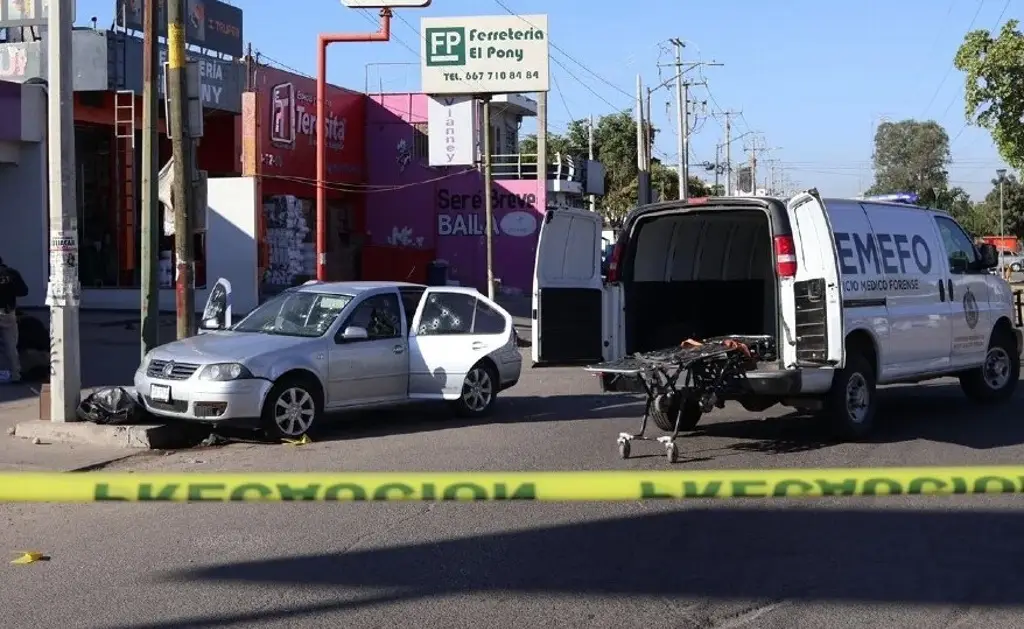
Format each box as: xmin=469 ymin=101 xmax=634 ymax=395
xmin=997 ymin=168 xmax=1007 ymax=272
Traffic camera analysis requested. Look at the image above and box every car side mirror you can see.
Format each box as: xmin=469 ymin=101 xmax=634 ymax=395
xmin=338 ymin=326 xmax=369 ymax=342
xmin=978 ymin=243 xmax=999 ymax=269
xmin=199 ymin=316 xmax=223 ymax=332
xmin=950 ymin=256 xmax=969 ymax=274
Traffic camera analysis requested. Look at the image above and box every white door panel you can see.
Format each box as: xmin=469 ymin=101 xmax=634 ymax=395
xmin=408 ymin=288 xmax=511 ymax=399
xmin=532 ymin=208 xmax=607 ymax=365
xmin=327 ymin=292 xmax=408 ymax=406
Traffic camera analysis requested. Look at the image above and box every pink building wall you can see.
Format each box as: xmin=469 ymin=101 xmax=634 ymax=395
xmin=365 ymin=93 xmax=546 ymax=296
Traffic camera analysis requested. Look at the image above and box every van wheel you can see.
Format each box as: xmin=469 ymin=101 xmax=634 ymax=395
xmin=824 ymin=352 xmax=877 ymax=441
xmin=959 ymin=328 xmax=1019 ymax=403
xmin=651 ymin=395 xmax=703 ymax=432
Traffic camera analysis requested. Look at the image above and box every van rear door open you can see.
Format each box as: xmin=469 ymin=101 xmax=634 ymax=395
xmin=786 ymin=191 xmax=844 ymax=366
xmin=532 ymin=209 xmax=611 ymax=366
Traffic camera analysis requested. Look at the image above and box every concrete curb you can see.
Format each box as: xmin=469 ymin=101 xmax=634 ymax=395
xmin=13 ymin=420 xmax=188 ymax=450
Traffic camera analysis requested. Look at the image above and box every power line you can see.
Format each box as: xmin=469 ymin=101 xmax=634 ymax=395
xmin=919 ymin=0 xmax=986 ymax=118
xmin=949 ymin=0 xmax=1012 ymax=147
xmin=550 ymin=72 xmax=575 ymax=122
xmin=491 ymin=0 xmax=634 ymax=101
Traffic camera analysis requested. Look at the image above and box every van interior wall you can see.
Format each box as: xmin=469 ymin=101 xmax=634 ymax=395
xmin=625 ymin=210 xmax=777 ymax=353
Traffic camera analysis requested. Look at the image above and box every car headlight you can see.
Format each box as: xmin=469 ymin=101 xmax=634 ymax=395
xmin=198 ymin=363 xmax=253 ymax=381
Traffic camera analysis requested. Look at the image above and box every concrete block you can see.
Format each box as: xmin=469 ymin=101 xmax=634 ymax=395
xmin=13 ymin=420 xmax=188 ymax=450
xmin=38 ymin=384 xmax=50 ymax=421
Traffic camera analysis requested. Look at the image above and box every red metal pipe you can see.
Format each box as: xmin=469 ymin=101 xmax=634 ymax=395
xmin=316 ymin=9 xmax=392 ymax=281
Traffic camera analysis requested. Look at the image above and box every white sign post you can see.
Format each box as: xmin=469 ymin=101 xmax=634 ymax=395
xmin=420 ymin=14 xmax=550 ymax=95
xmin=341 ymin=0 xmax=431 ymax=6
xmin=427 ymin=95 xmax=477 ymax=166
xmin=420 ymin=13 xmax=550 ymax=301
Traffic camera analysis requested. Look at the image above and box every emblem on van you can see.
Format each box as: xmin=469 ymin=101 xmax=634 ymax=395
xmin=963 ymin=289 xmax=979 ymax=330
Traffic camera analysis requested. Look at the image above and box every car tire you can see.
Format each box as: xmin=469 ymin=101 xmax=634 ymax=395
xmin=959 ymin=327 xmax=1020 ymax=404
xmin=651 ymin=395 xmax=703 ymax=432
xmin=823 ymin=350 xmax=878 ymax=441
xmin=260 ymin=374 xmax=323 ymax=440
xmin=1012 ymin=263 xmax=1022 ymax=273
xmin=451 ymin=361 xmax=498 ymax=418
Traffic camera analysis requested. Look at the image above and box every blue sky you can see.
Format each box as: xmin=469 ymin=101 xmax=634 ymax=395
xmin=78 ymin=0 xmax=1015 ymax=200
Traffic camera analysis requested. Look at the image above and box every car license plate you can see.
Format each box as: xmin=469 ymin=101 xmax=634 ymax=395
xmin=150 ymin=384 xmax=171 ymax=403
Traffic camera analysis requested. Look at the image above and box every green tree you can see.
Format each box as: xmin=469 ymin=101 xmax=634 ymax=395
xmin=954 ymin=20 xmax=1024 ymax=170
xmin=977 ymin=173 xmax=1024 ymax=238
xmin=866 ymin=119 xmax=951 ymax=195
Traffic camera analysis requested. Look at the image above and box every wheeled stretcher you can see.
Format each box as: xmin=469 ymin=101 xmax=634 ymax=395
xmin=584 ymin=335 xmax=776 ymax=463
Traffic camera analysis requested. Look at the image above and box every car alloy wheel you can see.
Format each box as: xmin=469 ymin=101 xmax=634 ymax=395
xmin=274 ymin=387 xmax=316 ymax=437
xmin=462 ymin=366 xmax=494 ymax=413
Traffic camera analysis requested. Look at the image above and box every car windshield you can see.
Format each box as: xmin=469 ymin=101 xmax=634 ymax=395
xmin=232 ymin=291 xmax=354 ymax=337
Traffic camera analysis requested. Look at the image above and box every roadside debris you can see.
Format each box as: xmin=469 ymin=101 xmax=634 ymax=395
xmin=76 ymin=387 xmax=145 ymax=425
xmin=11 ymin=551 xmax=49 ymax=565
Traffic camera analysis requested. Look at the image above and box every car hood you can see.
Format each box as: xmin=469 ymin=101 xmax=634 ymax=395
xmin=151 ymin=331 xmax=311 ymax=363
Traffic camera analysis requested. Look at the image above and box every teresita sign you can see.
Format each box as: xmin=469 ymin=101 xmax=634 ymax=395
xmin=116 ymin=0 xmax=244 ymax=58
xmin=420 ymin=14 xmax=550 ymax=94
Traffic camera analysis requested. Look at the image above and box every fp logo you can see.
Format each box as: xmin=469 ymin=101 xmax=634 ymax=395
xmin=270 ymin=83 xmax=295 ymax=147
xmin=425 ymin=27 xmax=466 ymax=66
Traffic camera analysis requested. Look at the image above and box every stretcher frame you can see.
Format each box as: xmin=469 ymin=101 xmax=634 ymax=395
xmin=584 ymin=335 xmax=775 ymax=463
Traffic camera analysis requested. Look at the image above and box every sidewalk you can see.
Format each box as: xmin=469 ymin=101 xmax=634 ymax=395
xmin=1 ymin=319 xmax=157 ymax=471
xmin=495 ymin=294 xmax=532 ymax=335
xmin=0 ymin=385 xmax=135 ymax=471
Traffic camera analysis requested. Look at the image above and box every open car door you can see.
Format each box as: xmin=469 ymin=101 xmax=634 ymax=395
xmin=198 ymin=278 xmax=232 ymax=334
xmin=786 ymin=190 xmax=844 ymax=366
xmin=532 ymin=209 xmax=605 ymax=366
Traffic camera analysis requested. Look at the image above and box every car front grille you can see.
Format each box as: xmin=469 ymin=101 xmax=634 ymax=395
xmin=147 ymin=359 xmax=200 ymax=381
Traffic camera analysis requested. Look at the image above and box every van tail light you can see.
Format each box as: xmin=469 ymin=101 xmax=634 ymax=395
xmin=607 ymin=240 xmax=624 ymax=282
xmin=774 ymin=235 xmax=797 ymax=278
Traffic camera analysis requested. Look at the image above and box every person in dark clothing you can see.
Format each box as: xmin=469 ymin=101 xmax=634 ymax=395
xmin=0 ymin=256 xmax=29 ymax=382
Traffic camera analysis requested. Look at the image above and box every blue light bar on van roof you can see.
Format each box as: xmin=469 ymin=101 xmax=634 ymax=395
xmin=861 ymin=192 xmax=920 ymax=204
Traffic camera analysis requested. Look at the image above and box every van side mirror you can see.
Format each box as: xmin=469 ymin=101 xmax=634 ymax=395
xmin=978 ymin=243 xmax=999 ymax=269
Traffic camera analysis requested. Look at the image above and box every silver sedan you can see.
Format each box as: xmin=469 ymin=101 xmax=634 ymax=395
xmin=134 ymin=280 xmax=523 ymax=439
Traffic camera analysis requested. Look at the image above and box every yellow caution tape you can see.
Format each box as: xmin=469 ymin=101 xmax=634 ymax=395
xmin=2 ymin=467 xmax=1024 ymax=502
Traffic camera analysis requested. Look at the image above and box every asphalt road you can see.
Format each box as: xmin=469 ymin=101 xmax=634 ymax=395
xmin=6 ymin=354 xmax=1024 ymax=628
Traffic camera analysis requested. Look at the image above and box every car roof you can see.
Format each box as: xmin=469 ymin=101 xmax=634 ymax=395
xmin=294 ymin=280 xmax=428 ymax=295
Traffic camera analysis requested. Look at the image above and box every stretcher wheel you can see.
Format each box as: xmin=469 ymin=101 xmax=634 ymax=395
xmin=665 ymin=442 xmax=678 ymax=464
xmin=618 ymin=440 xmax=631 ymax=459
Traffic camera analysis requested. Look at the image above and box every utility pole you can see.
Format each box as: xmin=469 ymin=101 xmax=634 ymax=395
xmin=645 ymin=87 xmax=653 ymax=170
xmin=636 ymin=74 xmax=650 ymax=206
xmin=671 ymin=39 xmax=687 ymax=200
xmin=481 ymin=96 xmax=495 ymax=300
xmin=719 ymin=109 xmax=741 ymax=196
xmin=714 ymin=144 xmax=721 ymax=192
xmin=663 ymin=39 xmax=722 ymax=201
xmin=168 ymin=0 xmax=195 ymax=338
xmin=140 ymin=0 xmax=160 ymax=357
xmin=588 ymin=114 xmax=596 ymax=211
xmin=46 ymin=0 xmax=81 ymax=421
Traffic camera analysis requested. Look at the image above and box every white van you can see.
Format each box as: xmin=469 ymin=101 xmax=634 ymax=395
xmin=531 ymin=190 xmax=1023 ymax=439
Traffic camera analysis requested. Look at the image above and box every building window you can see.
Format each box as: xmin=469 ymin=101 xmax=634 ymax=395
xmin=413 ymin=123 xmax=428 ymax=160
xmin=73 ymin=123 xmax=208 ymax=290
